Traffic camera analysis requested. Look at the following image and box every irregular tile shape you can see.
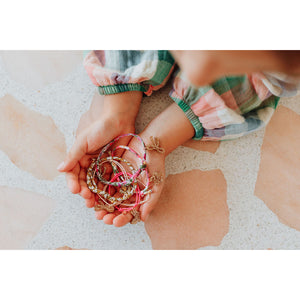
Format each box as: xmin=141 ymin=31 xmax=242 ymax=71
xmin=145 ymin=169 xmax=229 ymax=250
xmin=0 ymin=50 xmax=83 ymax=89
xmin=183 ymin=139 xmax=220 ymax=153
xmin=56 ymin=246 xmax=87 ymax=250
xmin=254 ymin=105 xmax=300 ymax=231
xmin=0 ymin=94 xmax=66 ymax=180
xmin=0 ymin=186 xmax=55 ymax=249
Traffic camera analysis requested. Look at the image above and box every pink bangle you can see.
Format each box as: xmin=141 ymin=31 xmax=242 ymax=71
xmin=86 ymin=134 xmax=152 ymax=214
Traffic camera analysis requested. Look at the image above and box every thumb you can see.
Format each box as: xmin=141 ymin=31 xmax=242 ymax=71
xmin=57 ymin=121 xmax=110 ymax=173
xmin=57 ymin=133 xmax=88 ymax=172
xmin=140 ymin=190 xmax=161 ymax=222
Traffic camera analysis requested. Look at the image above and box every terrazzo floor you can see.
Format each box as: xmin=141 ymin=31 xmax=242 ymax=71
xmin=0 ymin=51 xmax=300 ymax=250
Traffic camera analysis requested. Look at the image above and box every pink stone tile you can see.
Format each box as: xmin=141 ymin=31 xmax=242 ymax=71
xmin=183 ymin=139 xmax=220 ymax=153
xmin=0 ymin=94 xmax=66 ymax=180
xmin=255 ymin=106 xmax=300 ymax=231
xmin=0 ymin=186 xmax=55 ymax=249
xmin=145 ymin=169 xmax=229 ymax=249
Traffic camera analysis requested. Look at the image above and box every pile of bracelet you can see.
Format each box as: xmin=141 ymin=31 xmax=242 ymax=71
xmin=86 ymin=133 xmax=152 ymax=224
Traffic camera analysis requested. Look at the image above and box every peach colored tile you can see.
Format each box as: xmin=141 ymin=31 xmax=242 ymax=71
xmin=0 ymin=94 xmax=66 ymax=180
xmin=56 ymin=246 xmax=74 ymax=250
xmin=0 ymin=51 xmax=83 ymax=89
xmin=182 ymin=139 xmax=220 ymax=153
xmin=56 ymin=246 xmax=88 ymax=250
xmin=254 ymin=106 xmax=300 ymax=231
xmin=145 ymin=169 xmax=229 ymax=250
xmin=0 ymin=186 xmax=55 ymax=249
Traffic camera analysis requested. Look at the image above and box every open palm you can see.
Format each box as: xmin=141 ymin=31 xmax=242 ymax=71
xmin=91 ymin=134 xmax=166 ymax=227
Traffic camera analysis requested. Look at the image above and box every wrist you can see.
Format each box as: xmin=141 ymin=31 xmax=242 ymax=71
xmin=102 ymin=91 xmax=143 ymax=122
xmin=102 ymin=113 xmax=135 ymax=136
xmin=140 ymin=103 xmax=195 ymax=156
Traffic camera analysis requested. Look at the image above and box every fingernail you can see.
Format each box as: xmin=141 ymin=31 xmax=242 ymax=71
xmin=57 ymin=161 xmax=65 ymax=171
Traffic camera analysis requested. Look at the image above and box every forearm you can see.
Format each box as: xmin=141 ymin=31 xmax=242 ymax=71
xmin=101 ymin=91 xmax=143 ymax=122
xmin=141 ymin=103 xmax=195 ymax=156
xmin=171 ymin=50 xmax=300 ymax=87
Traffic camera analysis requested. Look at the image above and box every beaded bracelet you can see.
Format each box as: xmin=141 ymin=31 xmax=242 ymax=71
xmin=95 ymin=133 xmax=147 ymax=186
xmin=87 ymin=159 xmax=137 ymax=203
xmin=86 ymin=134 xmax=151 ymax=218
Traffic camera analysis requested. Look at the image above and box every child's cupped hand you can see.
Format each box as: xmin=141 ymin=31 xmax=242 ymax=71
xmin=58 ymin=116 xmax=135 ymax=198
xmin=86 ymin=134 xmax=166 ymax=227
xmin=61 ymin=126 xmax=165 ymax=227
xmin=57 ymin=92 xmax=142 ymax=199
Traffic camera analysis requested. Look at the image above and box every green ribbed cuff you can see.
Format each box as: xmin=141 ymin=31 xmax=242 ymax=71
xmin=170 ymin=96 xmax=204 ymax=140
xmin=98 ymin=84 xmax=147 ymax=95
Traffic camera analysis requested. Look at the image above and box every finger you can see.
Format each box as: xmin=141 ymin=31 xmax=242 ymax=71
xmin=102 ymin=172 xmax=111 ymax=182
xmin=58 ymin=134 xmax=88 ymax=172
xmin=102 ymin=189 xmax=124 ymax=225
xmin=112 ymin=192 xmax=135 ymax=227
xmin=113 ymin=209 xmax=134 ymax=227
xmin=140 ymin=190 xmax=161 ymax=222
xmin=103 ymin=213 xmax=117 ymax=225
xmin=85 ymin=194 xmax=96 ymax=208
xmin=80 ymin=187 xmax=92 ymax=200
xmin=65 ymin=164 xmax=81 ymax=194
xmin=95 ymin=210 xmax=108 ymax=220
xmin=60 ymin=120 xmax=112 ymax=172
xmin=78 ymin=168 xmax=93 ymax=200
xmin=80 ymin=154 xmax=114 ymax=175
xmin=79 ymin=155 xmax=95 ymax=169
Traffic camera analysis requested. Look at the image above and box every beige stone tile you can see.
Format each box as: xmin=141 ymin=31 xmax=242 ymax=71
xmin=183 ymin=139 xmax=220 ymax=153
xmin=0 ymin=94 xmax=66 ymax=180
xmin=0 ymin=186 xmax=55 ymax=249
xmin=0 ymin=50 xmax=83 ymax=89
xmin=145 ymin=169 xmax=229 ymax=249
xmin=255 ymin=105 xmax=300 ymax=231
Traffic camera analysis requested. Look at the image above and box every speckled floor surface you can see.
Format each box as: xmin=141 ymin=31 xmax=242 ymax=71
xmin=1 ymin=51 xmax=300 ymax=250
